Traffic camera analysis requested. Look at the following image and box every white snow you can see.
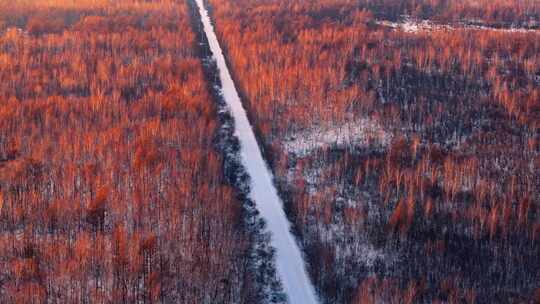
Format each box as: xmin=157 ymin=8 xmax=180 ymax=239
xmin=283 ymin=118 xmax=391 ymax=157
xmin=378 ymin=19 xmax=429 ymax=33
xmin=1 ymin=27 xmax=29 ymax=37
xmin=195 ymin=1 xmax=319 ymax=303
xmin=377 ymin=18 xmax=540 ymax=34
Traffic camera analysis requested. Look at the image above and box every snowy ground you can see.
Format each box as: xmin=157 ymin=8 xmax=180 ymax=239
xmin=283 ymin=118 xmax=391 ymax=157
xmin=377 ymin=17 xmax=540 ymax=34
xmin=281 ymin=140 xmax=393 ymax=298
xmin=1 ymin=27 xmax=29 ymax=37
xmin=195 ymin=0 xmax=319 ymax=303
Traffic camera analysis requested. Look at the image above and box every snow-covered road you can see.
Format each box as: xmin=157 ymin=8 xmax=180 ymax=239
xmin=194 ymin=0 xmax=319 ymax=303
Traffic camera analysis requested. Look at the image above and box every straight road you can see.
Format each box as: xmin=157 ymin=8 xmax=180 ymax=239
xmin=194 ymin=0 xmax=320 ymax=303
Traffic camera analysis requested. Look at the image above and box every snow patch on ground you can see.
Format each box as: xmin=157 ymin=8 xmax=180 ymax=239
xmin=283 ymin=118 xmax=391 ymax=157
xmin=378 ymin=19 xmax=435 ymax=33
xmin=284 ymin=157 xmax=388 ymax=274
xmin=319 ymin=220 xmax=386 ymax=266
xmin=1 ymin=27 xmax=29 ymax=37
xmin=377 ymin=18 xmax=540 ymax=34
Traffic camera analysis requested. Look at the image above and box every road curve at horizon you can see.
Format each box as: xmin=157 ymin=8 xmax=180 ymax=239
xmin=194 ymin=0 xmax=320 ymax=303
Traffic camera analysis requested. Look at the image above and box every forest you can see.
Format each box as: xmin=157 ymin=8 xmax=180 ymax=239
xmin=207 ymin=0 xmax=540 ymax=303
xmin=0 ymin=0 xmax=539 ymax=303
xmin=356 ymin=0 xmax=540 ymax=27
xmin=0 ymin=0 xmax=284 ymax=303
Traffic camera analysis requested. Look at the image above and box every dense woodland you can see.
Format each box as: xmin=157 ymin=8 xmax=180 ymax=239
xmin=1 ymin=0 xmax=539 ymax=303
xmin=0 ymin=1 xmax=282 ymax=303
xmin=357 ymin=0 xmax=540 ymax=27
xmin=208 ymin=0 xmax=540 ymax=303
